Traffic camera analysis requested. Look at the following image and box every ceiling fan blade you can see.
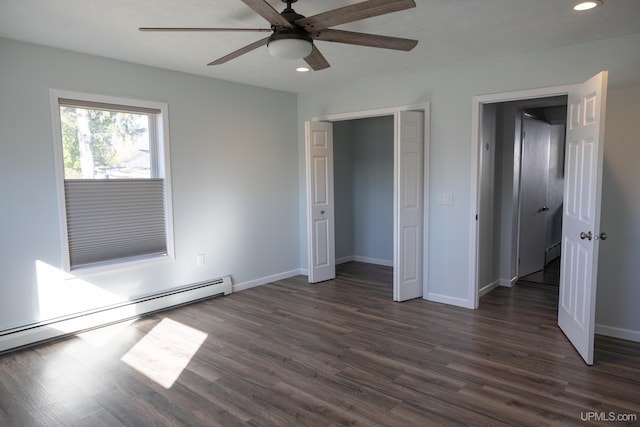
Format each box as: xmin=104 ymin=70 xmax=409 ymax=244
xmin=304 ymin=45 xmax=330 ymax=71
xmin=312 ymin=29 xmax=417 ymax=51
xmin=296 ymin=0 xmax=415 ymax=32
xmin=139 ymin=27 xmax=271 ymax=32
xmin=207 ymin=36 xmax=270 ymax=66
xmin=240 ymin=0 xmax=293 ymax=28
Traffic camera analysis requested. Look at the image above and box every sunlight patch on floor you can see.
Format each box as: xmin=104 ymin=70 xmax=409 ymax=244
xmin=120 ymin=317 xmax=208 ymax=388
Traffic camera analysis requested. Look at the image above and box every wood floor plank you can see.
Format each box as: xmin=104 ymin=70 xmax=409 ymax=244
xmin=1 ymin=261 xmax=639 ymax=426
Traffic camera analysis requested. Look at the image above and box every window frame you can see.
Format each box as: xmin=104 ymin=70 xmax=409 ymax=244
xmin=50 ymin=89 xmax=175 ymax=273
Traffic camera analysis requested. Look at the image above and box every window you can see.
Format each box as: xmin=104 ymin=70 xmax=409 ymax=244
xmin=51 ymin=91 xmax=173 ymax=271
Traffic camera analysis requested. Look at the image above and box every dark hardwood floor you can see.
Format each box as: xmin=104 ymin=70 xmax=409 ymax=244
xmin=1 ymin=262 xmax=639 ymax=426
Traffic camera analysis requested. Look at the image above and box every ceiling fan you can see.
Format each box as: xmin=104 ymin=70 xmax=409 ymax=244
xmin=139 ymin=0 xmax=418 ymax=70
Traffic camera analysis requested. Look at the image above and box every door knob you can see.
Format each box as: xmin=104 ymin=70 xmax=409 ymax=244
xmin=539 ymin=206 xmax=550 ymax=213
xmin=580 ymin=231 xmax=593 ymax=240
xmin=595 ymin=232 xmax=607 ymax=241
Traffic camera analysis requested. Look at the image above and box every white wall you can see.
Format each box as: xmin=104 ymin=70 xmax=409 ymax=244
xmin=297 ymin=33 xmax=640 ymax=336
xmin=0 ymin=38 xmax=299 ymax=331
xmin=596 ymin=85 xmax=640 ymax=340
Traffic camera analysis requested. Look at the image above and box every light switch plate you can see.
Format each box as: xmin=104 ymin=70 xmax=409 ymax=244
xmin=436 ymin=192 xmax=453 ymax=205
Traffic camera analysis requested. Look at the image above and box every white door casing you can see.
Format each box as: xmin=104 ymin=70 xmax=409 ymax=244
xmin=518 ymin=116 xmax=551 ymax=277
xmin=394 ymin=110 xmax=424 ymax=301
xmin=558 ymin=71 xmax=608 ymax=365
xmin=306 ymin=104 xmax=428 ymax=297
xmin=305 ymin=121 xmax=336 ymax=283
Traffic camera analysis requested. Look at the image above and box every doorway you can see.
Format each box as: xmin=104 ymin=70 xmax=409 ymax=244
xmin=470 ymin=72 xmax=609 ymax=365
xmin=475 ymin=95 xmax=568 ymax=297
xmin=305 ymin=104 xmax=429 ymax=302
xmin=476 ymin=96 xmax=567 ymax=294
xmin=333 ymin=116 xmax=394 ymax=268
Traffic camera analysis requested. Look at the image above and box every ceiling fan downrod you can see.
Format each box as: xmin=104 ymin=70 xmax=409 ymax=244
xmin=279 ymin=0 xmax=303 ymax=25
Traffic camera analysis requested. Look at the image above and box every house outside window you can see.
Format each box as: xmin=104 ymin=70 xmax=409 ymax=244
xmin=50 ymin=90 xmax=174 ymax=271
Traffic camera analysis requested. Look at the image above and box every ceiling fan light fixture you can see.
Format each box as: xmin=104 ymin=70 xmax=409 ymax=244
xmin=573 ymin=1 xmax=603 ymax=11
xmin=268 ymin=31 xmax=313 ymax=60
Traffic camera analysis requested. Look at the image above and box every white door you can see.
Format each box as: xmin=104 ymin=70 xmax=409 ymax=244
xmin=394 ymin=111 xmax=424 ymax=301
xmin=518 ymin=116 xmax=551 ymax=277
xmin=305 ymin=121 xmax=336 ymax=283
xmin=558 ymin=71 xmax=608 ymax=365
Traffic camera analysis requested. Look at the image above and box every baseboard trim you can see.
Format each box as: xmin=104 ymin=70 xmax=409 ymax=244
xmin=479 ymin=280 xmax=500 ymax=297
xmin=336 ymin=256 xmax=354 ymax=265
xmin=595 ymin=324 xmax=640 ymax=343
xmin=353 ymin=256 xmax=393 ymax=267
xmin=479 ymin=278 xmax=513 ymax=297
xmin=233 ymin=269 xmax=303 ymax=292
xmin=500 ymin=278 xmax=515 ymax=288
xmin=336 ymin=255 xmax=393 ymax=267
xmin=425 ymin=292 xmax=474 ymax=309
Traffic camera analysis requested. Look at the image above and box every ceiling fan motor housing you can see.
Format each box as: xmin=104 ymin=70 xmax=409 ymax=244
xmin=269 ymin=25 xmax=312 ymax=43
xmin=267 ymin=4 xmax=313 ymax=59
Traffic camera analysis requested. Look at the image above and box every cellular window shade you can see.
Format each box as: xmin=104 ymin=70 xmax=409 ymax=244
xmin=64 ymin=179 xmax=167 ymax=268
xmin=58 ymin=98 xmax=161 ymax=115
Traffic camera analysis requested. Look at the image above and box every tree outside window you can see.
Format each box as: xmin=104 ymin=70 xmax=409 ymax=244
xmin=60 ymin=107 xmax=151 ymax=179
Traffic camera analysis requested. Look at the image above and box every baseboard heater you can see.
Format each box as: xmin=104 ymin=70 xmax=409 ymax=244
xmin=0 ymin=276 xmax=232 ymax=354
xmin=545 ymin=242 xmax=561 ymax=265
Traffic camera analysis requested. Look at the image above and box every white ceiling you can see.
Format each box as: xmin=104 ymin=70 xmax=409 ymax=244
xmin=1 ymin=0 xmax=639 ymax=93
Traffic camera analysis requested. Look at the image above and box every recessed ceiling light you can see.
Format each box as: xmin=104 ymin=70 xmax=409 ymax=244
xmin=573 ymin=1 xmax=603 ymax=11
xmin=296 ymin=67 xmax=310 ymax=73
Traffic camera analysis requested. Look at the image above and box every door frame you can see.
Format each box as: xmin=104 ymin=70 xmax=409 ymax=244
xmin=469 ymin=84 xmax=577 ymax=308
xmin=309 ymin=103 xmax=430 ymax=299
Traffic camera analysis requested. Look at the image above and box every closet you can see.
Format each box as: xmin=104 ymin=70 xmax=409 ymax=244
xmin=333 ymin=116 xmax=394 ymax=267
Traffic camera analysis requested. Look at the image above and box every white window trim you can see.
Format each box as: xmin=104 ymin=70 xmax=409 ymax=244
xmin=50 ymin=89 xmax=175 ymax=273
